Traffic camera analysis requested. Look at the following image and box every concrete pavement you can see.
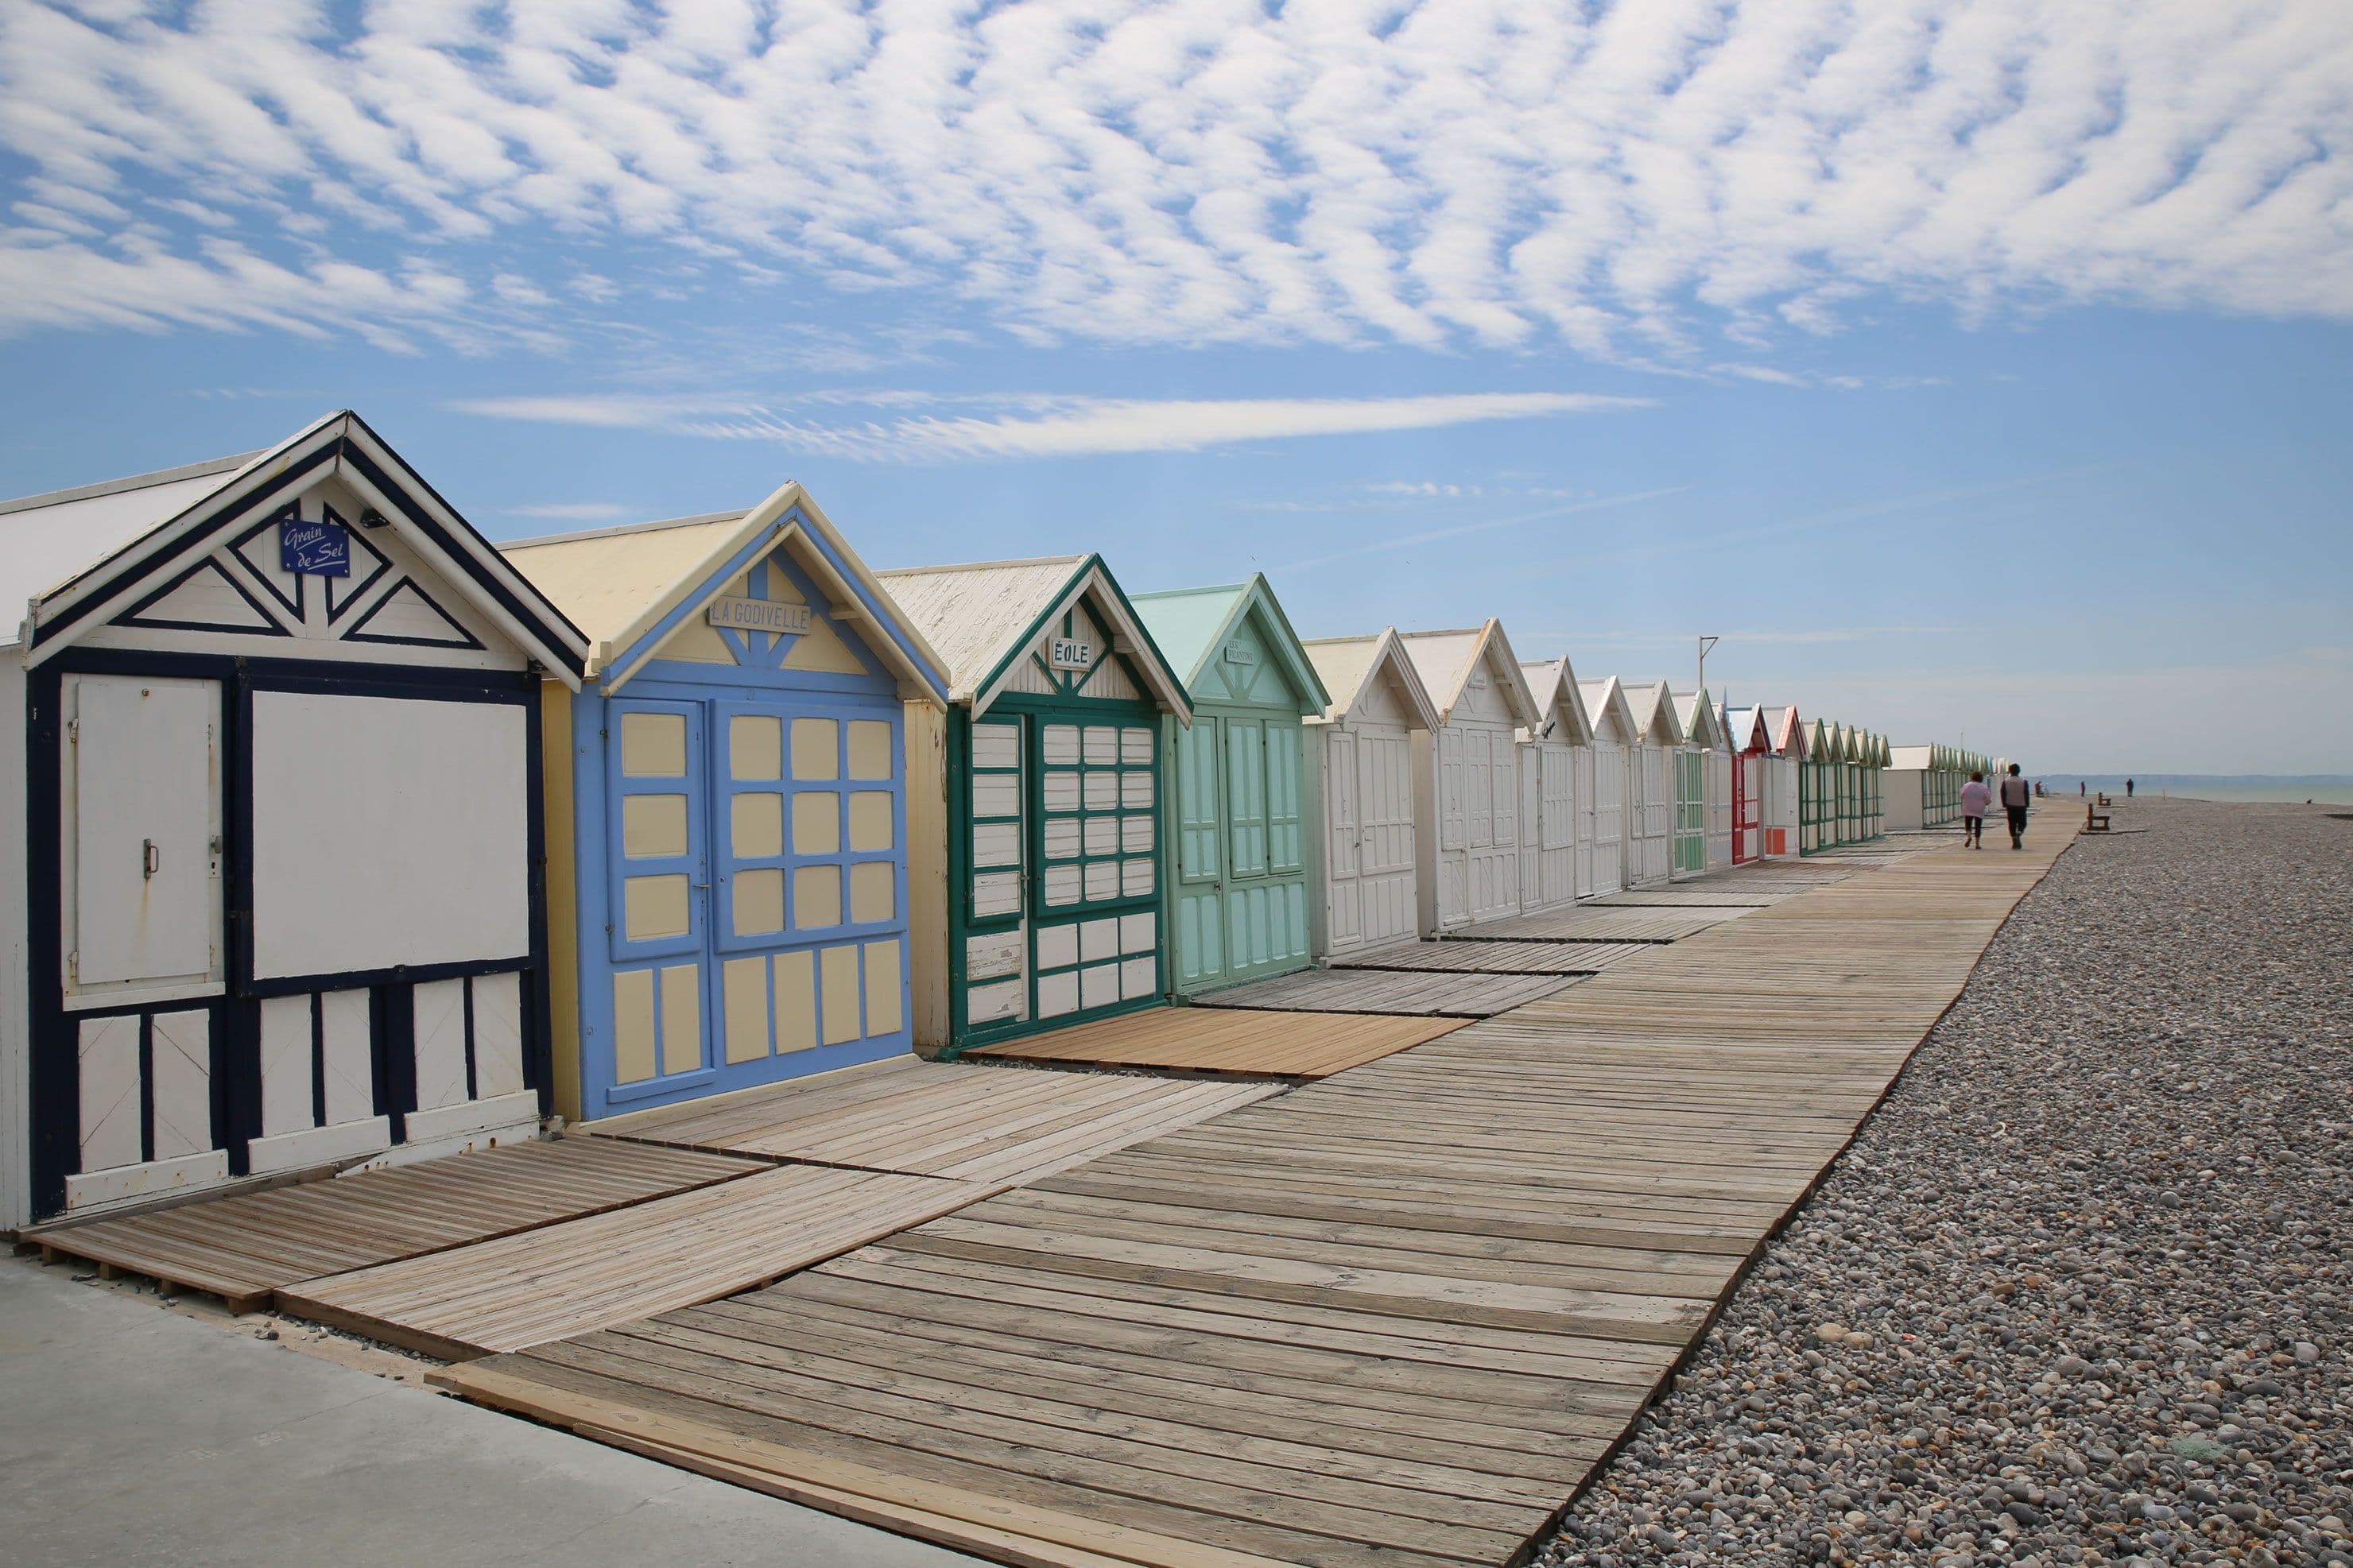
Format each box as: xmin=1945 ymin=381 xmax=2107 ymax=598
xmin=0 ymin=1254 xmax=979 ymax=1568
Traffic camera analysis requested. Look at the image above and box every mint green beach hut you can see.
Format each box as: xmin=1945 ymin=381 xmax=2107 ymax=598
xmin=1131 ymin=577 xmax=1332 ymax=999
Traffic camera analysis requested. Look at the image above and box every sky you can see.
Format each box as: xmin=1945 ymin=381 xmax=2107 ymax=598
xmin=1 ymin=0 xmax=2347 ymax=775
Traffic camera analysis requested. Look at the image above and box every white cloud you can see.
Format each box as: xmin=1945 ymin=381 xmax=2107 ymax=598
xmin=0 ymin=1 xmax=2347 ymax=360
xmin=452 ymin=389 xmax=1649 ymax=461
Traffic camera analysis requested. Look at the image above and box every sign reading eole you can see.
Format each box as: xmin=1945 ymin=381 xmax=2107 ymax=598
xmin=1048 ymin=637 xmax=1094 ymax=671
xmin=708 ymin=596 xmax=814 ymax=636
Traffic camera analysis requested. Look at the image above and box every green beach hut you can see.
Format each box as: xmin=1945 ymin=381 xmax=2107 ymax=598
xmin=1130 ymin=577 xmax=1332 ymax=998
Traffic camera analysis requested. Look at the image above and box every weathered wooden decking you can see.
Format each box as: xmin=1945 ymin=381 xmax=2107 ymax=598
xmin=437 ymin=826 xmax=2078 ymax=1568
xmin=966 ymin=1006 xmax=1464 ymax=1077
xmin=1329 ymin=939 xmax=1653 ymax=975
xmin=21 ymin=1137 xmax=762 ymax=1312
xmin=1191 ymin=966 xmax=1580 ymax=1018
xmin=588 ymin=1057 xmax=1282 ymax=1186
xmin=1447 ymin=904 xmax=1751 ymax=944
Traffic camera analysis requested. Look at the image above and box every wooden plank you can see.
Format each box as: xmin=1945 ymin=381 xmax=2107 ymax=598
xmin=278 ymin=1166 xmax=990 ymax=1358
xmin=1190 ymin=968 xmax=1577 ymax=1018
xmin=27 ymin=1137 xmax=764 ymax=1309
xmin=1446 ymin=905 xmax=1742 ymax=943
xmin=1328 ymin=940 xmax=1650 ymax=976
xmin=969 ymin=1009 xmax=1463 ymax=1078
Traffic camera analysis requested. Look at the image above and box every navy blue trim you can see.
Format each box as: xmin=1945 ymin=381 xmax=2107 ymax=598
xmin=461 ymin=977 xmax=479 ymax=1103
xmin=310 ymin=993 xmax=328 ymax=1129
xmin=136 ymin=1016 xmax=156 ymax=1164
xmin=120 ymin=559 xmax=290 ymax=638
xmin=25 ymin=660 xmax=71 ymax=1215
xmin=328 ymin=525 xmax=393 ymax=621
xmin=229 ymin=505 xmax=307 ymax=621
xmin=342 ymin=579 xmax=486 ymax=651
xmin=377 ymin=985 xmax=415 ymax=1143
xmin=220 ymin=997 xmax=254 ymax=1179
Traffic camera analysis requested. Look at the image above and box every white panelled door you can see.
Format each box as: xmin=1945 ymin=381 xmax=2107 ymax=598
xmin=1327 ymin=723 xmax=1417 ymax=953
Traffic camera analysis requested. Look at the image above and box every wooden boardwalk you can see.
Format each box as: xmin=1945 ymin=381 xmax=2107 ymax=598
xmin=589 ymin=1058 xmax=1281 ymax=1187
xmin=22 ymin=1138 xmax=761 ymax=1312
xmin=438 ymin=827 xmax=2078 ymax=1568
xmin=1448 ymin=904 xmax=1749 ymax=944
xmin=967 ymin=1006 xmax=1463 ymax=1078
xmin=1192 ymin=966 xmax=1580 ymax=1018
xmin=281 ymin=1166 xmax=983 ymax=1360
xmin=1331 ymin=939 xmax=1651 ymax=975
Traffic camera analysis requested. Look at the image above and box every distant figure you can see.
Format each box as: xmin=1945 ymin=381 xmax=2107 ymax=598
xmin=2126 ymin=777 xmax=2135 ymax=798
xmin=2001 ymin=764 xmax=2030 ymax=849
xmin=1960 ymin=771 xmax=1991 ymax=849
xmin=2080 ymin=780 xmax=2086 ymax=797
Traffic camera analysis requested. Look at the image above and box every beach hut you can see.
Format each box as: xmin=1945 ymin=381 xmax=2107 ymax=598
xmin=1621 ymin=679 xmax=1684 ymax=886
xmin=1397 ymin=625 xmax=1545 ymax=934
xmin=1762 ymin=705 xmax=1804 ymax=858
xmin=1723 ymin=705 xmax=1773 ymax=862
xmin=1800 ymin=717 xmax=1835 ymax=854
xmin=501 ymin=490 xmax=947 ymax=1124
xmin=0 ymin=412 xmax=588 ymax=1227
xmin=1886 ymin=744 xmax=1932 ymax=830
xmin=1672 ymin=688 xmax=1731 ymax=876
xmin=1576 ymin=676 xmax=1638 ymax=896
xmin=1300 ymin=631 xmax=1441 ymax=958
xmin=1865 ymin=734 xmax=1889 ymax=838
xmin=1514 ymin=658 xmax=1595 ymax=916
xmin=876 ymin=557 xmax=1190 ymax=1051
xmin=1129 ymin=577 xmax=1329 ymax=998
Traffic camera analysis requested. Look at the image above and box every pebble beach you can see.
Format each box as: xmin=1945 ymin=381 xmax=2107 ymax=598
xmin=1543 ymin=799 xmax=2352 ymax=1568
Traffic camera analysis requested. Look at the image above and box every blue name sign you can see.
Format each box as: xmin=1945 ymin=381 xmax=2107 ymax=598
xmin=280 ymin=515 xmax=351 ymax=577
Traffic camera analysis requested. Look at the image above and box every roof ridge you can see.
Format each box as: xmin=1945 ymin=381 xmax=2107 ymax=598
xmin=874 ymin=553 xmax=1086 ymax=577
xmin=0 ymin=450 xmax=263 ymax=518
xmin=502 ymin=509 xmax=751 ymax=550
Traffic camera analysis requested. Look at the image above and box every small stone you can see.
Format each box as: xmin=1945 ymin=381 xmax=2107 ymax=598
xmin=1816 ymin=1323 xmax=1849 ymax=1344
xmin=2293 ymin=1342 xmax=2320 ymax=1365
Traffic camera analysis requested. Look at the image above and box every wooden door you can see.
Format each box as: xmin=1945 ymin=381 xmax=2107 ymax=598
xmin=1028 ymin=717 xmax=1159 ymax=1023
xmin=1517 ymin=745 xmax=1541 ymax=912
xmin=1323 ymin=728 xmax=1361 ymax=950
xmin=1538 ymin=744 xmax=1576 ymax=909
xmin=1172 ymin=716 xmax=1223 ymax=987
xmin=1572 ymin=745 xmax=1595 ymax=899
xmin=1591 ymin=743 xmax=1623 ymax=894
xmin=1354 ymin=724 xmax=1417 ymax=950
xmin=65 ymin=674 xmax=223 ymax=1000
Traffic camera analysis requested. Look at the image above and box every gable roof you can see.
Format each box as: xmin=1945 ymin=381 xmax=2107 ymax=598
xmin=8 ymin=411 xmax=587 ymax=681
xmin=1766 ymin=705 xmax=1804 ymax=757
xmin=1130 ymin=574 xmax=1330 ymax=713
xmin=1300 ymin=629 xmax=1441 ymax=730
xmin=1622 ymin=679 xmax=1686 ymax=745
xmin=1673 ymin=687 xmax=1730 ymax=749
xmin=1723 ymin=703 xmax=1773 ymax=753
xmin=874 ymin=553 xmax=1190 ymax=721
xmin=1395 ymin=621 xmax=1541 ymax=727
xmin=1517 ymin=657 xmax=1595 ymax=745
xmin=1576 ymin=675 xmax=1638 ymax=745
xmin=502 ymin=482 xmax=946 ymax=703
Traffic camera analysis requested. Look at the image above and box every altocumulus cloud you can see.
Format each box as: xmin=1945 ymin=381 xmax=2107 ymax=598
xmin=448 ymin=391 xmax=1650 ymax=462
xmin=1 ymin=1 xmax=2347 ymax=358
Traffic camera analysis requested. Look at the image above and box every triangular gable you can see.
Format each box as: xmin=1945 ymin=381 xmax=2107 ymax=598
xmin=1577 ymin=676 xmax=1638 ymax=747
xmin=24 ymin=411 xmax=587 ymax=685
xmin=1517 ymin=658 xmax=1594 ymax=745
xmin=1622 ymin=679 xmax=1685 ymax=745
xmin=1130 ymin=575 xmax=1330 ymax=717
xmin=507 ymin=482 xmax=948 ymax=703
xmin=1301 ymin=629 xmax=1440 ymax=731
xmin=1399 ymin=621 xmax=1541 ymax=729
xmin=1724 ymin=705 xmax=1772 ymax=753
xmin=1773 ymin=706 xmax=1805 ymax=757
xmin=1673 ymin=687 xmax=1729 ymax=749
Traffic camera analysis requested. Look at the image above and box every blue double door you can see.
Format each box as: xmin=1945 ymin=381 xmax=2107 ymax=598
xmin=594 ymin=689 xmax=909 ymax=1116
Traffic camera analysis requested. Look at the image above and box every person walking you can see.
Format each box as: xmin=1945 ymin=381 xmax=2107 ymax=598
xmin=1960 ymin=771 xmax=1991 ymax=849
xmin=2000 ymin=763 xmax=2030 ymax=849
xmin=2126 ymin=777 xmax=2135 ymax=798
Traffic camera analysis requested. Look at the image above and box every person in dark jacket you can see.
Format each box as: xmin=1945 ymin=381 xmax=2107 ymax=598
xmin=2000 ymin=763 xmax=2030 ymax=849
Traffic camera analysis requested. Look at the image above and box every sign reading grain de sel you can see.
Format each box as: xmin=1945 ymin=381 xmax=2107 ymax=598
xmin=707 ymin=596 xmax=813 ymax=635
xmin=279 ymin=516 xmax=351 ymax=577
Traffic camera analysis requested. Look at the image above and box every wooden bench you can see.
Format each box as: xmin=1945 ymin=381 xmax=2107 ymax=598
xmin=2086 ymin=803 xmax=2111 ymax=832
xmin=2096 ymin=792 xmax=2114 ymax=807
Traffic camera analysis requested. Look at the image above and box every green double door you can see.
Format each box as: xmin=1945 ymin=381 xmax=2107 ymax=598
xmin=1170 ymin=710 xmax=1308 ymax=995
xmin=1673 ymin=750 xmax=1707 ymax=873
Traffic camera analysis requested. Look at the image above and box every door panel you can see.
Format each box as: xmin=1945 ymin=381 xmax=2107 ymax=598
xmin=66 ymin=674 xmax=222 ymax=997
xmin=1358 ymin=727 xmax=1417 ymax=949
xmin=1224 ymin=718 xmax=1268 ymax=878
xmin=1324 ymin=730 xmax=1360 ymax=949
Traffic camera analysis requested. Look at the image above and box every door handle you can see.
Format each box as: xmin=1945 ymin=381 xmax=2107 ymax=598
xmin=143 ymin=839 xmax=159 ymax=879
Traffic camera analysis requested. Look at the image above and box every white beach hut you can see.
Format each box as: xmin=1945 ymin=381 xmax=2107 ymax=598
xmin=1576 ymin=676 xmax=1638 ymax=897
xmin=1621 ymin=679 xmax=1684 ymax=887
xmin=1762 ymin=705 xmax=1805 ymax=858
xmin=0 ymin=412 xmax=589 ymax=1228
xmin=1300 ymin=630 xmax=1441 ymax=958
xmin=1514 ymin=658 xmax=1595 ymax=917
xmin=1397 ymin=624 xmax=1545 ymax=934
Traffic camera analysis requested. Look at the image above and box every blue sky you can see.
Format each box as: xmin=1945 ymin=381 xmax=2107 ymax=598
xmin=2 ymin=0 xmax=2347 ymax=773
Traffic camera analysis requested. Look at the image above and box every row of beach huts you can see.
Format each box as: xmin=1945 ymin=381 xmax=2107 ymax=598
xmin=0 ymin=413 xmax=2002 ymax=1226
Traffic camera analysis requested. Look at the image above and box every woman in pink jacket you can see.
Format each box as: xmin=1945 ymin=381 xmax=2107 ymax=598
xmin=1959 ymin=771 xmax=1992 ymax=849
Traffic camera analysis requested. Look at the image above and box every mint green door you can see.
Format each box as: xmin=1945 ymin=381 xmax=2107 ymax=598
xmin=1673 ymin=751 xmax=1707 ymax=873
xmin=1170 ymin=711 xmax=1308 ymax=995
